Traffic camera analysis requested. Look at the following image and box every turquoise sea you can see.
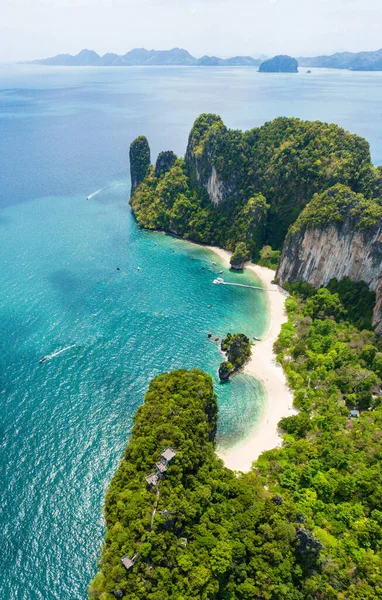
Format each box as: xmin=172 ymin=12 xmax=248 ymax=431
xmin=1 ymin=65 xmax=382 ymax=599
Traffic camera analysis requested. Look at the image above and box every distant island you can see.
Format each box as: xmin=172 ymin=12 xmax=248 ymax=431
xmin=25 ymin=47 xmax=263 ymax=68
xmin=299 ymin=47 xmax=382 ymax=71
xmin=259 ymin=55 xmax=298 ymax=73
xmin=25 ymin=46 xmax=382 ymax=71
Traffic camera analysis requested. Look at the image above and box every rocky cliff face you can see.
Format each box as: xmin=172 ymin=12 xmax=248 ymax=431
xmin=185 ymin=114 xmax=240 ymax=208
xmin=277 ymin=218 xmax=382 ymax=333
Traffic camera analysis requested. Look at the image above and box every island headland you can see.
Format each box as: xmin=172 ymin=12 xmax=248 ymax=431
xmin=89 ymin=114 xmax=382 ymax=599
xmin=130 ymin=113 xmax=382 ymax=332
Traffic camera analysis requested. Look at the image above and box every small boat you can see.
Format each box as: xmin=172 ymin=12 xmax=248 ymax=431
xmin=116 ymin=267 xmax=120 ymax=271
xmin=212 ymin=262 xmax=216 ymax=265
xmin=253 ymin=336 xmax=262 ymax=342
xmin=218 ymin=270 xmax=223 ymax=274
xmin=213 ymin=277 xmax=224 ymax=285
xmin=137 ymin=267 xmax=141 ymax=271
xmin=39 ymin=356 xmax=48 ymax=363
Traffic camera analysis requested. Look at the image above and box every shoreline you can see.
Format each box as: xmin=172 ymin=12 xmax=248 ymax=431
xmin=207 ymin=246 xmax=296 ymax=472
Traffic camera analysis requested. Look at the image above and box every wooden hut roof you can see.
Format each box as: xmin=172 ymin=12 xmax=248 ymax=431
xmin=146 ymin=473 xmax=158 ymax=486
xmin=121 ymin=555 xmax=134 ymax=570
xmin=161 ymin=447 xmax=177 ymax=462
xmin=156 ymin=461 xmax=168 ymax=474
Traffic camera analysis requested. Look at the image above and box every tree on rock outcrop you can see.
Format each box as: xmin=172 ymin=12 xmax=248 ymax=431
xmin=230 ymin=242 xmax=250 ymax=270
xmin=130 ymin=135 xmax=151 ymax=193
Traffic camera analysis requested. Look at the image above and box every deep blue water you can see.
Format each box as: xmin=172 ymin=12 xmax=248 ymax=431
xmin=1 ymin=65 xmax=382 ymax=600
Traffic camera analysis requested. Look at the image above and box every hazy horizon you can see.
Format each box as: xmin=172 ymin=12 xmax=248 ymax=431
xmin=1 ymin=0 xmax=382 ymax=63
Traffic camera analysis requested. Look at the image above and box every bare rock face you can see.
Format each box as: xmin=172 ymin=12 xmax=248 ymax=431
xmin=277 ymin=218 xmax=382 ymax=333
xmin=207 ymin=165 xmax=225 ymax=206
xmin=185 ymin=114 xmax=238 ymax=207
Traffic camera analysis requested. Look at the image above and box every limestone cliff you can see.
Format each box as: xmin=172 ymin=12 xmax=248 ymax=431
xmin=129 ymin=135 xmax=151 ymax=192
xmin=185 ymin=114 xmax=238 ymax=207
xmin=155 ymin=151 xmax=177 ymax=177
xmin=276 ymin=186 xmax=382 ymax=333
xmin=183 ymin=114 xmax=379 ymax=248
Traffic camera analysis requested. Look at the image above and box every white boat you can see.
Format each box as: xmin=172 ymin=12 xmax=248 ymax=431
xmin=213 ymin=277 xmax=225 ymax=285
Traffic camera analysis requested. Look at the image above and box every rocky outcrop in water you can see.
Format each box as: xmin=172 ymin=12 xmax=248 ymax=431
xmin=276 ymin=186 xmax=382 ymax=333
xmin=129 ymin=136 xmax=151 ymax=192
xmin=230 ymin=242 xmax=250 ymax=270
xmin=218 ymin=332 xmax=252 ymax=381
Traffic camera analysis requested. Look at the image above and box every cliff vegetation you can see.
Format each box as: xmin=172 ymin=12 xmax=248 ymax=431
xmin=218 ymin=332 xmax=252 ymax=381
xmin=130 ymin=114 xmax=381 ymax=252
xmin=90 ymin=286 xmax=382 ymax=599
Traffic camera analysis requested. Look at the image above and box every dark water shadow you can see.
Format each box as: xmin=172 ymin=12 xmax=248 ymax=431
xmin=47 ymin=269 xmax=88 ymax=315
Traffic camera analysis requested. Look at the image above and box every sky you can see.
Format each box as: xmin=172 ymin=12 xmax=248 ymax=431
xmin=1 ymin=0 xmax=382 ymax=62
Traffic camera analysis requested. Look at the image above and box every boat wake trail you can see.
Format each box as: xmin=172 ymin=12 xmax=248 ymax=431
xmin=86 ymin=185 xmax=110 ymax=200
xmin=40 ymin=345 xmax=76 ymax=363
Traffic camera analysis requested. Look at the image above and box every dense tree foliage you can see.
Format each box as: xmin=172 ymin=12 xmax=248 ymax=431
xmin=130 ymin=115 xmax=382 ymax=255
xmin=288 ymin=184 xmax=382 ymax=238
xmin=90 ymin=282 xmax=382 ymax=598
xmin=90 ymin=370 xmax=330 ymax=600
xmin=285 ymin=277 xmax=377 ymax=331
xmin=258 ymin=286 xmax=382 ymax=598
xmin=219 ymin=333 xmax=252 ymax=381
xmin=257 ymin=245 xmax=281 ymax=270
xmin=230 ymin=243 xmax=251 ymax=270
xmin=130 ymin=135 xmax=151 ymax=192
xmin=155 ymin=151 xmax=178 ymax=177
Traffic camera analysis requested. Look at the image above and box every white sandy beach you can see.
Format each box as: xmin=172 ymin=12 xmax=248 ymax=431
xmin=208 ymin=246 xmax=296 ymax=472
